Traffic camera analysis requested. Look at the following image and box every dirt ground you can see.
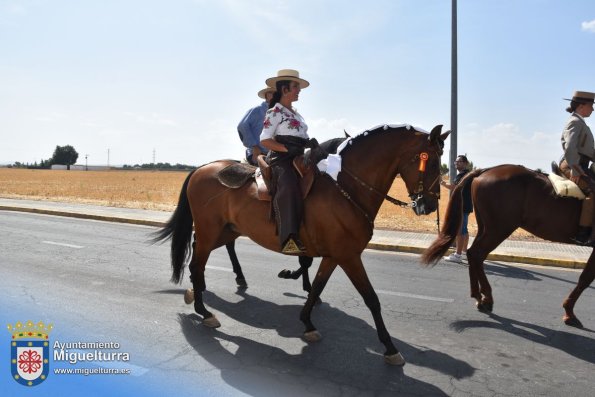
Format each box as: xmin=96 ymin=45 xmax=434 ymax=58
xmin=0 ymin=168 xmax=536 ymax=240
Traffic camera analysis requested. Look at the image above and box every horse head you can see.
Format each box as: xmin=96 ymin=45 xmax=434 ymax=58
xmin=401 ymin=125 xmax=450 ymax=216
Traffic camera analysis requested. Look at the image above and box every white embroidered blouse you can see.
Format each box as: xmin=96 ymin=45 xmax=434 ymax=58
xmin=260 ymin=103 xmax=309 ymax=141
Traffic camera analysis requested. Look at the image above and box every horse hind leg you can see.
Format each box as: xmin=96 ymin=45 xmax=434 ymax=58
xmin=278 ymin=255 xmax=312 ymax=285
xmin=466 ymin=227 xmax=513 ymax=313
xmin=562 ymin=253 xmax=595 ymax=328
xmin=298 ymin=256 xmax=314 ymax=293
xmin=466 ymin=244 xmax=493 ymax=313
xmin=225 ymin=240 xmax=247 ymax=288
xmin=278 ymin=255 xmax=314 ymax=291
xmin=186 ymin=233 xmax=220 ymax=328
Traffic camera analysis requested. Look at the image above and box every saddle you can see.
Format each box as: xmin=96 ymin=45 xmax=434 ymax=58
xmin=548 ymin=160 xmax=586 ymax=200
xmin=217 ymin=156 xmax=316 ymax=202
xmin=548 ymin=173 xmax=586 ymax=199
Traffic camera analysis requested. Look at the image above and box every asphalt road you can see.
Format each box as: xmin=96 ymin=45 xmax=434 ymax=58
xmin=1 ymin=210 xmax=594 ymax=396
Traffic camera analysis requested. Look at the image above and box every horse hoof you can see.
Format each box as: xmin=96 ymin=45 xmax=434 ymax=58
xmin=476 ymin=301 xmax=493 ymax=313
xmin=202 ymin=315 xmax=221 ymax=328
xmin=184 ymin=289 xmax=195 ymax=305
xmin=278 ymin=269 xmax=292 ymax=279
xmin=384 ymin=352 xmax=406 ymax=366
xmin=303 ymin=330 xmax=322 ymax=342
xmin=235 ymin=278 xmax=248 ymax=288
xmin=563 ymin=315 xmax=583 ymax=328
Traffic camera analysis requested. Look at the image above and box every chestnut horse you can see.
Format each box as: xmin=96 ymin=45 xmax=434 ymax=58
xmin=421 ymin=164 xmax=595 ymax=328
xmin=154 ymin=124 xmax=449 ymax=365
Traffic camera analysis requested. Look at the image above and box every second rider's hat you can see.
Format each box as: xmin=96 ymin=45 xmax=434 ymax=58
xmin=564 ymin=91 xmax=595 ymax=104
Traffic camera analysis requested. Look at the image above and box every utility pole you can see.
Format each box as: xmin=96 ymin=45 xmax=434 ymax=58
xmin=107 ymin=148 xmax=110 ymax=168
xmin=153 ymin=148 xmax=156 ymax=169
xmin=449 ymin=0 xmax=458 ymax=185
xmin=85 ymin=154 xmax=89 ymax=171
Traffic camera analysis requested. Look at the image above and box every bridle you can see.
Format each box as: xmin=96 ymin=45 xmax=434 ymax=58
xmin=330 ymin=145 xmax=443 ymax=234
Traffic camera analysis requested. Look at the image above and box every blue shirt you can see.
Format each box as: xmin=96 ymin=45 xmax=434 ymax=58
xmin=237 ymin=102 xmax=269 ymax=158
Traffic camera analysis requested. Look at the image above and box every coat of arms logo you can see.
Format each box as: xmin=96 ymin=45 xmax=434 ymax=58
xmin=7 ymin=320 xmax=53 ymax=387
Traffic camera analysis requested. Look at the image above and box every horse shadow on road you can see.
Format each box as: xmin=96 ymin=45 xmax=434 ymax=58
xmin=450 ymin=312 xmax=595 ymax=365
xmin=177 ymin=289 xmax=474 ymax=397
xmin=480 ymin=261 xmax=595 ymax=293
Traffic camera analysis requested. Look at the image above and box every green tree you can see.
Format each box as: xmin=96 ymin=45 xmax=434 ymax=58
xmin=440 ymin=163 xmax=449 ymax=175
xmin=50 ymin=145 xmax=79 ymax=170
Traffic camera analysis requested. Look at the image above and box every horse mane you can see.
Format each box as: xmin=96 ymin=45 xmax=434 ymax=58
xmin=338 ymin=124 xmax=428 ymax=155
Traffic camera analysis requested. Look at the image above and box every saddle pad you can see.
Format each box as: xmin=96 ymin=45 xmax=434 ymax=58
xmin=548 ymin=173 xmax=586 ymax=199
xmin=217 ymin=163 xmax=256 ymax=188
xmin=255 ymin=169 xmax=271 ymax=201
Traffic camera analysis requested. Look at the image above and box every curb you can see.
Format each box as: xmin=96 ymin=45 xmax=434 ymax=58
xmin=0 ymin=206 xmax=165 ymax=228
xmin=1 ymin=205 xmax=587 ymax=270
xmin=357 ymin=243 xmax=586 ymax=270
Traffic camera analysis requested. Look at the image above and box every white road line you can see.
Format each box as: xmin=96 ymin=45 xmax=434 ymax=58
xmin=376 ymin=289 xmax=454 ymax=303
xmin=205 ymin=265 xmax=233 ymax=272
xmin=205 ymin=265 xmax=453 ymax=303
xmin=42 ymin=241 xmax=84 ymax=249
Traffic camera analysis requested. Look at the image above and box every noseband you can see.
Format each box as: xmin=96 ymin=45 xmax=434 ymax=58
xmin=406 ymin=151 xmax=442 ymax=203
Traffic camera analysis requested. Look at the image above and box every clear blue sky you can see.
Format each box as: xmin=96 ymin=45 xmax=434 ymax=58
xmin=1 ymin=0 xmax=594 ymax=170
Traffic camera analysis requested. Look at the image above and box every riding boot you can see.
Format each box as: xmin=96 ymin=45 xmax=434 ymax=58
xmin=573 ymin=193 xmax=595 ymax=245
xmin=272 ymin=157 xmax=306 ymax=255
xmin=587 ymin=195 xmax=595 ymax=246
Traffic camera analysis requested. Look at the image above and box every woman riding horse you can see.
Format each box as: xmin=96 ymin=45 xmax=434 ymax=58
xmin=260 ymin=69 xmax=318 ymax=255
xmin=559 ymin=90 xmax=595 ymax=245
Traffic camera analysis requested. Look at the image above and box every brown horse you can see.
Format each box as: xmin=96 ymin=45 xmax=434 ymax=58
xmin=421 ymin=164 xmax=595 ymax=328
xmin=154 ymin=124 xmax=449 ymax=365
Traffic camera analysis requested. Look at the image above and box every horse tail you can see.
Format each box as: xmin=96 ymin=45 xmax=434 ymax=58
xmin=151 ymin=169 xmax=196 ymax=284
xmin=421 ymin=169 xmax=482 ymax=267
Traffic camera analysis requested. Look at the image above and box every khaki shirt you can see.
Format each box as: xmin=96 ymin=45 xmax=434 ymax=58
xmin=561 ymin=113 xmax=595 ymax=173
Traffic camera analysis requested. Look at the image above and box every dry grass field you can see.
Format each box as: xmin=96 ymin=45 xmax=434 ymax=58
xmin=0 ymin=168 xmax=534 ymax=239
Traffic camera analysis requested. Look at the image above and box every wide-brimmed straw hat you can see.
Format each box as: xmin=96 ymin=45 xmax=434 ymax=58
xmin=265 ymin=69 xmax=310 ymax=89
xmin=563 ymin=90 xmax=595 ymax=104
xmin=258 ymin=87 xmax=276 ymax=99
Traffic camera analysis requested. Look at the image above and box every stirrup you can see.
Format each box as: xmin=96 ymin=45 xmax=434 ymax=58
xmin=281 ymin=237 xmax=306 ymax=255
xmin=571 ymin=226 xmax=594 ymax=246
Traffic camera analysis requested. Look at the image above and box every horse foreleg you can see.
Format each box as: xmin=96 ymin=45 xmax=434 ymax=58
xmin=187 ymin=244 xmax=220 ymax=328
xmin=340 ymin=257 xmax=404 ymax=366
xmin=562 ymin=256 xmax=595 ymax=328
xmin=225 ymin=240 xmax=247 ymax=288
xmin=300 ymin=257 xmax=336 ymax=342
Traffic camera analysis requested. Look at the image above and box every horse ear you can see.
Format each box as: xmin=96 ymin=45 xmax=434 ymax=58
xmin=343 ymin=129 xmax=351 ymax=138
xmin=440 ymin=130 xmax=451 ymax=141
xmin=428 ymin=125 xmax=443 ymax=143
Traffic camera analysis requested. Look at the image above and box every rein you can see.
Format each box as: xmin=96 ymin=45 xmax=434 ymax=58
xmin=333 ymin=148 xmax=443 ymax=232
xmin=341 ymin=167 xmax=411 ymax=208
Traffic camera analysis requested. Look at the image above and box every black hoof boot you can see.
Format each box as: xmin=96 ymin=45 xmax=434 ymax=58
xmin=235 ymin=277 xmax=247 ymax=288
xmin=476 ymin=301 xmax=493 ymax=313
xmin=563 ymin=316 xmax=584 ymax=328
